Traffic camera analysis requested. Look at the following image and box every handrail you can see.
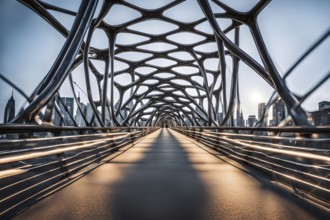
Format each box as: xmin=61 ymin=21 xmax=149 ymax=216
xmin=0 ymin=126 xmax=159 ymax=218
xmin=173 ymin=126 xmax=330 ymax=208
xmin=0 ymin=124 xmax=155 ymax=134
xmin=174 ymin=125 xmax=330 ymax=133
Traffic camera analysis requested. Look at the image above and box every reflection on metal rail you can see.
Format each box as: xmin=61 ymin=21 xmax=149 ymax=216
xmin=173 ymin=126 xmax=330 ymax=207
xmin=0 ymin=126 xmax=159 ymax=218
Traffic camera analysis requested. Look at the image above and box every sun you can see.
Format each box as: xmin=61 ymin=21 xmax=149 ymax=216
xmin=251 ymin=91 xmax=262 ymax=103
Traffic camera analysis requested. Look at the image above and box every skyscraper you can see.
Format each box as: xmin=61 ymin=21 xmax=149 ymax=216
xmin=311 ymin=101 xmax=330 ymax=125
xmin=272 ymin=99 xmax=286 ymax=126
xmin=236 ymin=110 xmax=244 ymax=127
xmin=258 ymin=102 xmax=267 ymax=126
xmin=75 ymin=95 xmax=87 ymax=127
xmin=247 ymin=115 xmax=257 ymax=127
xmin=218 ymin=112 xmax=223 ymax=124
xmin=319 ymin=101 xmax=330 ymax=110
xmin=3 ymin=92 xmax=15 ymax=123
xmin=54 ymin=97 xmax=74 ymax=126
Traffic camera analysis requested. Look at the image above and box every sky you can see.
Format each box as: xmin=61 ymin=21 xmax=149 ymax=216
xmin=0 ymin=0 xmax=329 ymax=123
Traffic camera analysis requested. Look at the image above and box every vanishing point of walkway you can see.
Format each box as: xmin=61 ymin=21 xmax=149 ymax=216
xmin=14 ymin=129 xmax=329 ymax=219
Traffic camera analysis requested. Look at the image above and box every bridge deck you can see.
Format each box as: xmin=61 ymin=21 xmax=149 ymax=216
xmin=14 ymin=128 xmax=328 ymax=219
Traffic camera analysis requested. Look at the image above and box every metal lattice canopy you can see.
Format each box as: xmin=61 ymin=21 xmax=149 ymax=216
xmin=8 ymin=0 xmax=330 ymax=127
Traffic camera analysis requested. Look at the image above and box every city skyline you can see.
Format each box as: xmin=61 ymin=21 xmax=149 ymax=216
xmin=2 ymin=91 xmax=329 ymax=126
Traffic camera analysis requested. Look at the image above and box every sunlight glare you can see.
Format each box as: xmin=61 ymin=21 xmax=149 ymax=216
xmin=251 ymin=91 xmax=262 ymax=103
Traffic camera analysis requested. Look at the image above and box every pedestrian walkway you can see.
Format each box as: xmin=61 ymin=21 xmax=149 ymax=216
xmin=14 ymin=128 xmax=329 ymax=219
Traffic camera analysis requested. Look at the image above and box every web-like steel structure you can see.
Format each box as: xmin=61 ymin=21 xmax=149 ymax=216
xmin=1 ymin=2 xmax=330 ymax=216
xmin=5 ymin=0 xmax=330 ymax=127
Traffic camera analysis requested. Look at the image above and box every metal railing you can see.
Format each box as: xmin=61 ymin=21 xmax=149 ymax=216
xmin=0 ymin=125 xmax=159 ymax=218
xmin=173 ymin=126 xmax=330 ymax=207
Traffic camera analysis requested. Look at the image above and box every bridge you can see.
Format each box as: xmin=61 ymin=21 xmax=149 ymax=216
xmin=0 ymin=0 xmax=329 ymax=219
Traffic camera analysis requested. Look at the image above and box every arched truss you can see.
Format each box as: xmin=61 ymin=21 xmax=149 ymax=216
xmin=5 ymin=0 xmax=330 ymax=127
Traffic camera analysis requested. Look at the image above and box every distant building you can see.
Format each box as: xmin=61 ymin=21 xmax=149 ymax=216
xmin=247 ymin=115 xmax=257 ymax=127
xmin=75 ymin=96 xmax=87 ymax=127
xmin=319 ymin=101 xmax=330 ymax=110
xmin=258 ymin=103 xmax=266 ymax=120
xmin=236 ymin=110 xmax=244 ymax=127
xmin=4 ymin=92 xmax=15 ymax=123
xmin=258 ymin=102 xmax=268 ymax=126
xmin=85 ymin=103 xmax=95 ymax=125
xmin=311 ymin=101 xmax=330 ymax=125
xmin=218 ymin=112 xmax=223 ymax=124
xmin=272 ymin=99 xmax=286 ymax=126
xmin=217 ymin=112 xmax=223 ymax=124
xmin=54 ymin=97 xmax=74 ymax=126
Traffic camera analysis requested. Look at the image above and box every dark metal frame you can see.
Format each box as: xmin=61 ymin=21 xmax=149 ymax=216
xmin=1 ymin=0 xmax=329 ymax=128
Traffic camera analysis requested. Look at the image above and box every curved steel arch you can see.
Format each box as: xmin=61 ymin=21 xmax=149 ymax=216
xmin=4 ymin=0 xmax=329 ymax=127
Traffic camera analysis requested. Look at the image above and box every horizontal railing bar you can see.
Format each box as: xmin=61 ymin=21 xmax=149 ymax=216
xmin=0 ymin=127 xmax=158 ymax=218
xmin=0 ymin=131 xmax=142 ymax=155
xmin=0 ymin=124 xmax=158 ymax=134
xmin=0 ymin=132 xmax=142 ymax=165
xmin=206 ymin=131 xmax=330 ymax=143
xmin=173 ymin=127 xmax=330 ymax=206
xmin=177 ymin=126 xmax=330 ymax=133
xmin=192 ymin=132 xmax=330 ymax=154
